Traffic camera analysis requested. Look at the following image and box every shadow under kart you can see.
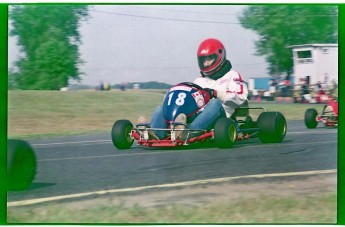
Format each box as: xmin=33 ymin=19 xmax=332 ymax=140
xmin=111 ymin=82 xmax=287 ymax=150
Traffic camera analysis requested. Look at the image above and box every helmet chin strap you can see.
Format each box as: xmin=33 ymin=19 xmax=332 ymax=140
xmin=200 ymin=60 xmax=232 ymax=80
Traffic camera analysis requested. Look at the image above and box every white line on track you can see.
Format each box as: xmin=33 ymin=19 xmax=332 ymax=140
xmin=32 ymin=139 xmax=111 ymax=147
xmin=7 ymin=169 xmax=337 ymax=207
xmin=37 ymin=140 xmax=337 ymax=162
xmin=288 ymin=130 xmax=337 ymax=135
xmin=30 ymin=129 xmax=337 ymax=147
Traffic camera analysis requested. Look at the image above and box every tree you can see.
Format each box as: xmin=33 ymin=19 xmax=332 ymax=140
xmin=9 ymin=5 xmax=89 ymax=90
xmin=238 ymin=5 xmax=338 ymax=77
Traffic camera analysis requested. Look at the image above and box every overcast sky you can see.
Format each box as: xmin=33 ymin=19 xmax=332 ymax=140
xmin=8 ymin=5 xmax=270 ymax=86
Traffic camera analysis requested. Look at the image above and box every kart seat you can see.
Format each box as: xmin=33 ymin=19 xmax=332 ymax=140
xmin=232 ymin=100 xmax=249 ymax=118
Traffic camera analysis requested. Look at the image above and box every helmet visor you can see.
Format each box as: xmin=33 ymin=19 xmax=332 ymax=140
xmin=198 ymin=54 xmax=218 ymax=70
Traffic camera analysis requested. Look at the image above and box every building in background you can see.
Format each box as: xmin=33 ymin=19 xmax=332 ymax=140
xmin=289 ymin=44 xmax=338 ymax=86
xmin=247 ymin=77 xmax=272 ymax=100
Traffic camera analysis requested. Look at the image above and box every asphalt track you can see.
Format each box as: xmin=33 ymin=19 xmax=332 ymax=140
xmin=7 ymin=120 xmax=337 ymax=206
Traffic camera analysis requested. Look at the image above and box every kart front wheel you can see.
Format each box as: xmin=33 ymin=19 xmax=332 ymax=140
xmin=305 ymin=108 xmax=318 ymax=129
xmin=257 ymin=112 xmax=287 ymax=143
xmin=214 ymin=118 xmax=237 ymax=149
xmin=7 ymin=139 xmax=37 ymax=191
xmin=111 ymin=120 xmax=134 ymax=150
xmin=304 ymin=108 xmax=317 ymax=128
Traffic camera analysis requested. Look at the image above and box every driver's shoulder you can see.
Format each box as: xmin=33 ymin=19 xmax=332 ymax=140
xmin=223 ymin=70 xmax=246 ymax=83
xmin=226 ymin=70 xmax=241 ymax=77
xmin=193 ymin=76 xmax=211 ymax=84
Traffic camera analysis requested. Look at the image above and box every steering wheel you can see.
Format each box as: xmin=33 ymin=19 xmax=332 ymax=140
xmin=177 ymin=82 xmax=204 ymax=90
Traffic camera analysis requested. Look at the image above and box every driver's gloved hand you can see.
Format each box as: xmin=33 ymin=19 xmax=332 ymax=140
xmin=203 ymin=88 xmax=217 ymax=98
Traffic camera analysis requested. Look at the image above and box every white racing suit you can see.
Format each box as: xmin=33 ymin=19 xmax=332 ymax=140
xmin=193 ymin=70 xmax=249 ymax=118
xmin=149 ymin=69 xmax=248 ymax=138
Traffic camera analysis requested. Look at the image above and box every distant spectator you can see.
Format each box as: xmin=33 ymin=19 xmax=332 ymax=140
xmin=120 ymin=82 xmax=127 ymax=91
xmin=300 ymin=79 xmax=309 ymax=103
xmin=302 ymin=83 xmax=309 ymax=95
xmin=253 ymin=89 xmax=259 ymax=101
xmin=315 ymin=81 xmax=322 ymax=93
xmin=330 ymin=79 xmax=338 ymax=98
xmin=323 ymin=75 xmax=330 ymax=91
xmin=279 ymin=76 xmax=291 ymax=97
xmin=284 ymin=75 xmax=291 ymax=97
xmin=269 ymin=79 xmax=277 ymax=97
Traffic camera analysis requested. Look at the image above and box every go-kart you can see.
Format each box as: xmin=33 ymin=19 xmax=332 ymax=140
xmin=111 ymin=82 xmax=287 ymax=149
xmin=304 ymin=97 xmax=338 ymax=128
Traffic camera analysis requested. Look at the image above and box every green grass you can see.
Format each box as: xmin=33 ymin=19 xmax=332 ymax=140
xmin=7 ymin=192 xmax=336 ymax=223
xmin=8 ymin=90 xmax=163 ymax=138
xmin=6 ymin=91 xmax=336 ymax=224
xmin=8 ymin=90 xmax=326 ymax=138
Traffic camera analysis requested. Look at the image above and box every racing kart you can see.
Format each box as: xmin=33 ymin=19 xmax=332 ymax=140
xmin=304 ymin=97 xmax=338 ymax=128
xmin=111 ymin=82 xmax=287 ymax=149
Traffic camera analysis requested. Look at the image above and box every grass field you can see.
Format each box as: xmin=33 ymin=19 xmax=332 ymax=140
xmin=7 ymin=192 xmax=336 ymax=223
xmin=6 ymin=90 xmax=337 ymax=223
xmin=8 ymin=89 xmax=326 ymax=138
xmin=8 ymin=90 xmax=163 ymax=137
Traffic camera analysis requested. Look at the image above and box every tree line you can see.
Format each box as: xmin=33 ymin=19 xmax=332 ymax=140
xmin=239 ymin=5 xmax=338 ymax=77
xmin=9 ymin=5 xmax=338 ymax=90
xmin=9 ymin=5 xmax=89 ymax=90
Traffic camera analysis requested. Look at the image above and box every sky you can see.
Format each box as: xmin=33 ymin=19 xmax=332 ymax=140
xmin=8 ymin=5 xmax=270 ymax=86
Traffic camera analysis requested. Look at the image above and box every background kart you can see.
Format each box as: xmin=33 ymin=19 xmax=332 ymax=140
xmin=111 ymin=82 xmax=287 ymax=150
xmin=304 ymin=97 xmax=338 ymax=129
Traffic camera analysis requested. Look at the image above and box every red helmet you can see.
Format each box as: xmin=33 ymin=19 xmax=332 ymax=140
xmin=197 ymin=38 xmax=226 ymax=76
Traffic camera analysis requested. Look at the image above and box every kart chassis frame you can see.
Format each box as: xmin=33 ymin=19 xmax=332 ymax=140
xmin=131 ymin=106 xmax=265 ymax=147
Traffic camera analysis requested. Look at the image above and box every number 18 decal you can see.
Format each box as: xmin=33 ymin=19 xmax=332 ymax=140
xmin=168 ymin=92 xmax=186 ymax=106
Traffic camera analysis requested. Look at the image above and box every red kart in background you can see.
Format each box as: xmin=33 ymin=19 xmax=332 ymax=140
xmin=304 ymin=97 xmax=338 ymax=128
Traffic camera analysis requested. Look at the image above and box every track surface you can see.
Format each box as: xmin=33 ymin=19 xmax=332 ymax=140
xmin=7 ymin=120 xmax=337 ymax=204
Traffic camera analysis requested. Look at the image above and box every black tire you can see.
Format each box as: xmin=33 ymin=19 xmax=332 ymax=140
xmin=111 ymin=120 xmax=134 ymax=149
xmin=304 ymin=108 xmax=318 ymax=129
xmin=7 ymin=139 xmax=37 ymax=191
xmin=257 ymin=112 xmax=287 ymax=143
xmin=214 ymin=118 xmax=237 ymax=149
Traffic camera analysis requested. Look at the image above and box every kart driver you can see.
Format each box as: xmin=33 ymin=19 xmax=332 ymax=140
xmin=144 ymin=38 xmax=249 ymax=139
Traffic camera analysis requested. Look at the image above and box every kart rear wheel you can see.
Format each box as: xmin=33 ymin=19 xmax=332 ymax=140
xmin=305 ymin=108 xmax=318 ymax=129
xmin=7 ymin=139 xmax=37 ymax=191
xmin=214 ymin=118 xmax=237 ymax=149
xmin=257 ymin=112 xmax=286 ymax=143
xmin=111 ymin=120 xmax=134 ymax=149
